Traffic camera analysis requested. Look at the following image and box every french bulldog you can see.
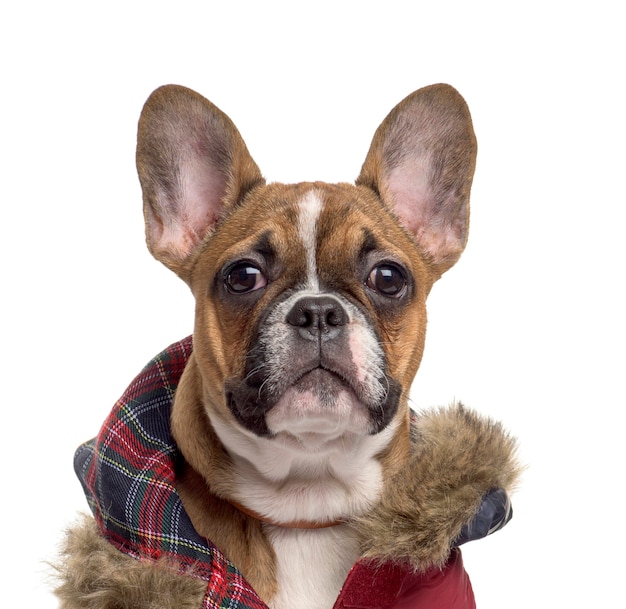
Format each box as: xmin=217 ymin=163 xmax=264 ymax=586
xmin=56 ymin=84 xmax=520 ymax=609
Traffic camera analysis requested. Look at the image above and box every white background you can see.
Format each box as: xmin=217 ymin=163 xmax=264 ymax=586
xmin=2 ymin=1 xmax=624 ymax=606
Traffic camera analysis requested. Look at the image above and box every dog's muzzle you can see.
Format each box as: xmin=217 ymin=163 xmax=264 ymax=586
xmin=226 ymin=294 xmax=402 ymax=437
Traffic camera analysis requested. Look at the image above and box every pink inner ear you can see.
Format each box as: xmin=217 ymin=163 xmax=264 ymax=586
xmin=180 ymin=155 xmax=227 ymax=239
xmin=386 ymin=159 xmax=432 ymax=236
xmin=385 ymin=160 xmax=465 ymax=267
xmin=149 ymin=155 xmax=228 ymax=262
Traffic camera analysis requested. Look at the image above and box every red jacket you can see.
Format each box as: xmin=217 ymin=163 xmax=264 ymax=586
xmin=335 ymin=551 xmax=473 ymax=608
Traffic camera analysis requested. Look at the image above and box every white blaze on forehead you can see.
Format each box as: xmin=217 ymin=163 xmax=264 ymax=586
xmin=297 ymin=190 xmax=324 ymax=290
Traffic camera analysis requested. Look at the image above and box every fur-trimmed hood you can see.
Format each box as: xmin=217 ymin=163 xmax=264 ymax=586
xmin=55 ymin=337 xmax=521 ymax=609
xmin=354 ymin=405 xmax=520 ymax=569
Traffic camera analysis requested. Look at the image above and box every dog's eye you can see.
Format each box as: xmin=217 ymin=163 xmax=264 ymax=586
xmin=225 ymin=264 xmax=267 ymax=294
xmin=366 ymin=265 xmax=407 ymax=298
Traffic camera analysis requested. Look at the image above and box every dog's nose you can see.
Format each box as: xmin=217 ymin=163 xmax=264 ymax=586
xmin=286 ymin=296 xmax=347 ymax=341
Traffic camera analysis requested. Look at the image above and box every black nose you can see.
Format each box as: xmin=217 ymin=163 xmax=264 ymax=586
xmin=286 ymin=295 xmax=347 ymax=341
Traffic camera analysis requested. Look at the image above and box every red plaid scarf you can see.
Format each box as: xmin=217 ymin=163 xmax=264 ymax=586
xmin=75 ymin=337 xmax=475 ymax=609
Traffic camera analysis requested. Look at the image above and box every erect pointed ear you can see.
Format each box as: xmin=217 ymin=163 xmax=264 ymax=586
xmin=136 ymin=85 xmax=264 ymax=279
xmin=356 ymin=84 xmax=477 ymax=277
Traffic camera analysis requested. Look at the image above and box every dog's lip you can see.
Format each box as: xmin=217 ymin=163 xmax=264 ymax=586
xmin=292 ymin=364 xmax=351 ymax=389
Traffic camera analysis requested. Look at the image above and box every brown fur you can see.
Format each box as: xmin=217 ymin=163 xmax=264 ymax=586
xmin=54 ymin=515 xmax=206 ymax=609
xmin=352 ymin=403 xmax=522 ymax=571
xmin=169 ymin=350 xmax=281 ymax=597
xmin=175 ymin=459 xmax=279 ymax=600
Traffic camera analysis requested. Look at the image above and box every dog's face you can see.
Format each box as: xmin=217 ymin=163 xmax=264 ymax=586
xmin=191 ymin=183 xmax=430 ymax=444
xmin=136 ymin=84 xmax=476 ymax=454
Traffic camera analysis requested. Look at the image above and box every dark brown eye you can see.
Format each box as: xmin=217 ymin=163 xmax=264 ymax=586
xmin=366 ymin=265 xmax=407 ymax=298
xmin=225 ymin=264 xmax=267 ymax=294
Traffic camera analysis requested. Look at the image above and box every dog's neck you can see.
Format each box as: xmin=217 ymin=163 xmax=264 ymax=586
xmin=206 ymin=406 xmax=401 ymax=526
xmin=225 ymin=497 xmax=345 ymax=529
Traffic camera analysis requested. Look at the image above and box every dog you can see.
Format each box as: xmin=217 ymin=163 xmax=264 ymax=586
xmin=56 ymin=84 xmax=520 ymax=609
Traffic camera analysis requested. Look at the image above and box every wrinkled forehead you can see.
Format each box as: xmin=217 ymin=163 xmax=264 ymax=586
xmin=235 ymin=183 xmax=406 ymax=247
xmin=205 ymin=182 xmax=422 ymax=286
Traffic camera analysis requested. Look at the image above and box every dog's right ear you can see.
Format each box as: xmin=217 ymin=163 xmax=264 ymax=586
xmin=136 ymin=85 xmax=264 ymax=279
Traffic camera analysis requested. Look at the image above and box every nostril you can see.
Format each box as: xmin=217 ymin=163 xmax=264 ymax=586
xmin=326 ymin=306 xmax=345 ymax=327
xmin=286 ymin=303 xmax=311 ymax=328
xmin=286 ymin=296 xmax=347 ymax=336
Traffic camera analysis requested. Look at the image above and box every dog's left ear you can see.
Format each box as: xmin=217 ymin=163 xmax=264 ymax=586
xmin=357 ymin=84 xmax=477 ymax=277
xmin=136 ymin=85 xmax=264 ymax=280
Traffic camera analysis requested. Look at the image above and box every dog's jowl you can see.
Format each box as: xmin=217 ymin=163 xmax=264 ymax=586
xmin=56 ymin=84 xmax=521 ymax=609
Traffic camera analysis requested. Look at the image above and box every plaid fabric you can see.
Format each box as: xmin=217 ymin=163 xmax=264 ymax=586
xmin=74 ymin=336 xmax=270 ymax=609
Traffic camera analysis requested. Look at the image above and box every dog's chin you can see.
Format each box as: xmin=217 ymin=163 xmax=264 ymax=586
xmin=227 ymin=366 xmax=401 ymax=440
xmin=265 ymin=370 xmax=372 ymax=445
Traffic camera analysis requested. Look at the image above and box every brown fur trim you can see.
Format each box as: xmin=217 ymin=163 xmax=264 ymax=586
xmin=53 ymin=515 xmax=206 ymax=609
xmin=351 ymin=403 xmax=522 ymax=571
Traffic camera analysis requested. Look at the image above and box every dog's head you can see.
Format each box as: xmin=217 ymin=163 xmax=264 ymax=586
xmin=136 ymin=84 xmax=476 ymax=454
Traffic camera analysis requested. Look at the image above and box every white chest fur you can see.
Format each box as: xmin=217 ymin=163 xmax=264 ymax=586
xmin=209 ymin=414 xmax=397 ymax=523
xmin=208 ymin=413 xmax=397 ymax=607
xmin=266 ymin=524 xmax=358 ymax=609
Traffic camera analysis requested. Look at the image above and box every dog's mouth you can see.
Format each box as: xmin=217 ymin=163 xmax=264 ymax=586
xmin=270 ymin=354 xmax=376 ymax=416
xmin=263 ymin=365 xmax=375 ymax=440
xmin=290 ymin=365 xmax=352 ymax=400
xmin=226 ymin=359 xmax=401 ymax=439
xmin=225 ymin=363 xmax=355 ymax=431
